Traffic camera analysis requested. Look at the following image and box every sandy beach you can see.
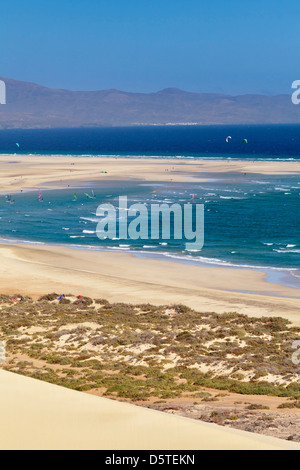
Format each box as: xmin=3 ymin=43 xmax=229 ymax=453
xmin=1 ymin=154 xmax=300 ymax=193
xmin=1 ymin=155 xmax=300 ymax=450
xmin=0 ymin=243 xmax=300 ymax=324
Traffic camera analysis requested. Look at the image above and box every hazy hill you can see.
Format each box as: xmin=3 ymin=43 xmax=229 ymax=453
xmin=0 ymin=77 xmax=298 ymax=128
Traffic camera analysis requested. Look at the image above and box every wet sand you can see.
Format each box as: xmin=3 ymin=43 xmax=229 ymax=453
xmin=0 ymin=154 xmax=300 ymax=193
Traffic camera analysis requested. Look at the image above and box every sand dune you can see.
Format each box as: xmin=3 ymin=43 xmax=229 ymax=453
xmin=0 ymin=369 xmax=299 ymax=450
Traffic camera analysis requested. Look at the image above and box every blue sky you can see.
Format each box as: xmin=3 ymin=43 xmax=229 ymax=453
xmin=0 ymin=0 xmax=298 ymax=94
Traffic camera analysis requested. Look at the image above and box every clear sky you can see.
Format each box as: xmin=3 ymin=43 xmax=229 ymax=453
xmin=1 ymin=0 xmax=298 ymax=94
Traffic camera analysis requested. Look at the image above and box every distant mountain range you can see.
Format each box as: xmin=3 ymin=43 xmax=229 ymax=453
xmin=0 ymin=77 xmax=299 ymax=129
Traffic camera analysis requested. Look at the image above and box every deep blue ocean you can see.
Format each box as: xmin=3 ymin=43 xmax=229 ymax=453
xmin=1 ymin=125 xmax=300 ymax=289
xmin=1 ymin=124 xmax=300 ymax=159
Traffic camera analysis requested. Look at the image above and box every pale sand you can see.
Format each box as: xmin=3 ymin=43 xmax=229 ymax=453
xmin=1 ymin=154 xmax=300 ymax=193
xmin=0 ymin=369 xmax=299 ymax=450
xmin=0 ymin=243 xmax=300 ymax=324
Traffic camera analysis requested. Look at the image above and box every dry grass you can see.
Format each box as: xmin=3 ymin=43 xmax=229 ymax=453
xmin=0 ymin=294 xmax=300 ymax=401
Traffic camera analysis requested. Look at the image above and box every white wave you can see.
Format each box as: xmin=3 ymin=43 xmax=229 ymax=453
xmin=80 ymin=217 xmax=100 ymax=223
xmin=161 ymin=252 xmax=299 ymax=272
xmin=274 ymin=249 xmax=300 ymax=254
xmin=220 ymin=196 xmax=243 ymax=200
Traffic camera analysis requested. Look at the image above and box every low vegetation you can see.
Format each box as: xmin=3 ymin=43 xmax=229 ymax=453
xmin=0 ymin=293 xmax=300 ymax=401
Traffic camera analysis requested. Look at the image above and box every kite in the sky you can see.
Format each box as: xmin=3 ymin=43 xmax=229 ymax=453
xmin=243 ymin=139 xmax=248 ymax=144
xmin=226 ymin=136 xmax=232 ymax=143
xmin=16 ymin=143 xmax=20 ymax=148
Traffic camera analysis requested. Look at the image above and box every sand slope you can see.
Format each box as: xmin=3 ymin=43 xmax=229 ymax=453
xmin=0 ymin=370 xmax=299 ymax=450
